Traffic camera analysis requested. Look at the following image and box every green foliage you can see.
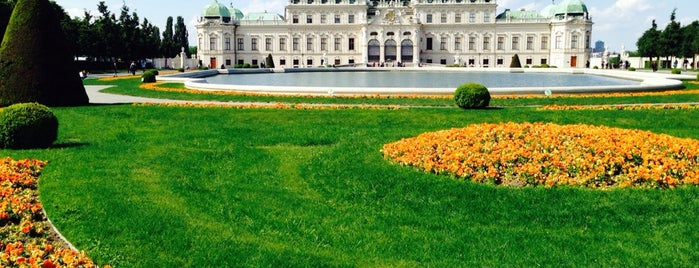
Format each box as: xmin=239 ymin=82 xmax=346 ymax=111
xmin=0 ymin=0 xmax=89 ymax=107
xmin=141 ymin=70 xmax=157 ymax=83
xmin=177 ymin=68 xmax=185 ymax=73
xmin=671 ymin=68 xmax=682 ymax=74
xmin=265 ymin=54 xmax=275 ymax=68
xmin=697 ymin=72 xmax=699 ymax=81
xmin=454 ymin=83 xmax=491 ymax=109
xmin=628 ymin=67 xmax=636 ymax=71
xmin=510 ymin=54 xmax=522 ymax=68
xmin=0 ymin=102 xmax=57 ymax=149
xmin=242 ymin=63 xmax=251 ymax=68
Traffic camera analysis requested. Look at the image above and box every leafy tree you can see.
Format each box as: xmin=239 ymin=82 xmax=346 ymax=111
xmin=0 ymin=0 xmax=88 ymax=106
xmin=660 ymin=9 xmax=682 ymax=59
xmin=119 ymin=5 xmax=141 ymax=61
xmin=95 ymin=1 xmax=121 ymax=61
xmin=174 ymin=16 xmax=189 ymax=57
xmin=140 ymin=18 xmax=161 ymax=60
xmin=161 ymin=16 xmax=176 ymax=58
xmin=637 ymin=20 xmax=661 ymax=64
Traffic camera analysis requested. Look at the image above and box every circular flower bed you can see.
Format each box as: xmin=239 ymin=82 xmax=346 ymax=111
xmin=382 ymin=122 xmax=699 ymax=188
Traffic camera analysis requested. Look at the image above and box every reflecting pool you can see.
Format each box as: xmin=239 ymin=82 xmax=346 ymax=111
xmin=205 ymin=71 xmax=639 ymax=88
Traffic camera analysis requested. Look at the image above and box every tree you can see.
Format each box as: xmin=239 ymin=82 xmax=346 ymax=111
xmin=119 ymin=5 xmax=141 ymax=61
xmin=660 ymin=9 xmax=682 ymax=60
xmin=161 ymin=16 xmax=176 ymax=58
xmin=266 ymin=54 xmax=275 ymax=68
xmin=95 ymin=1 xmax=121 ymax=61
xmin=637 ymin=20 xmax=661 ymax=64
xmin=0 ymin=0 xmax=16 ymax=42
xmin=174 ymin=16 xmax=189 ymax=57
xmin=510 ymin=54 xmax=522 ymax=68
xmin=0 ymin=0 xmax=88 ymax=106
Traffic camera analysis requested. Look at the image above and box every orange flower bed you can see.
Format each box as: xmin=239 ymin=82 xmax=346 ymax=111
xmin=133 ymin=102 xmax=403 ymax=110
xmin=382 ymin=122 xmax=699 ymax=188
xmin=539 ymin=103 xmax=699 ymax=111
xmin=0 ymin=158 xmax=107 ymax=267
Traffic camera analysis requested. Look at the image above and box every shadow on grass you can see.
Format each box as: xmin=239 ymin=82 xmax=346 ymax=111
xmin=52 ymin=142 xmax=90 ymax=149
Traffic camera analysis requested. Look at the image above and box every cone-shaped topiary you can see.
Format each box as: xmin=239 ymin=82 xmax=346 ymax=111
xmin=510 ymin=54 xmax=522 ymax=68
xmin=0 ymin=0 xmax=89 ymax=107
xmin=454 ymin=83 xmax=491 ymax=109
xmin=0 ymin=103 xmax=58 ymax=149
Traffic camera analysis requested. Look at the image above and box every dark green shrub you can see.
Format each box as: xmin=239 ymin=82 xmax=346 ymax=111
xmin=265 ymin=54 xmax=276 ymax=68
xmin=0 ymin=0 xmax=89 ymax=107
xmin=628 ymin=67 xmax=636 ymax=71
xmin=0 ymin=103 xmax=58 ymax=149
xmin=177 ymin=68 xmax=185 ymax=72
xmin=243 ymin=63 xmax=251 ymax=68
xmin=454 ymin=83 xmax=491 ymax=109
xmin=510 ymin=54 xmax=522 ymax=68
xmin=142 ymin=70 xmax=157 ymax=83
xmin=671 ymin=68 xmax=681 ymax=74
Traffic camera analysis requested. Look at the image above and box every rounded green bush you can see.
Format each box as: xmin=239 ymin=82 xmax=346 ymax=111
xmin=142 ymin=70 xmax=157 ymax=83
xmin=628 ymin=67 xmax=636 ymax=71
xmin=454 ymin=83 xmax=491 ymax=109
xmin=0 ymin=103 xmax=58 ymax=149
xmin=671 ymin=68 xmax=681 ymax=75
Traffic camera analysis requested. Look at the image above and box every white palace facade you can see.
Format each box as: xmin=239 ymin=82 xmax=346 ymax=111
xmin=196 ymin=0 xmax=593 ymax=68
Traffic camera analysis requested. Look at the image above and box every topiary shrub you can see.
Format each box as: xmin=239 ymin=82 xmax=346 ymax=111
xmin=142 ymin=70 xmax=157 ymax=83
xmin=0 ymin=0 xmax=89 ymax=107
xmin=0 ymin=103 xmax=58 ymax=149
xmin=628 ymin=67 xmax=636 ymax=71
xmin=454 ymin=83 xmax=491 ymax=109
xmin=671 ymin=68 xmax=681 ymax=74
xmin=510 ymin=54 xmax=522 ymax=68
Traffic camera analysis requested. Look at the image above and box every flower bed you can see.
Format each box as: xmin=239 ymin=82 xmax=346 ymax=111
xmin=382 ymin=122 xmax=699 ymax=188
xmin=539 ymin=104 xmax=699 ymax=111
xmin=0 ymin=158 xmax=106 ymax=267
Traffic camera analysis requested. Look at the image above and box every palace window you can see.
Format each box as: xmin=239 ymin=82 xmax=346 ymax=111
xmin=541 ymin=36 xmax=549 ymax=50
xmin=426 ymin=14 xmax=433 ymax=23
xmin=236 ymin=38 xmax=243 ymax=50
xmin=251 ymin=38 xmax=258 ymax=51
xmin=512 ymin=36 xmax=519 ymax=50
xmin=497 ymin=36 xmax=504 ymax=50
xmin=307 ymin=37 xmax=313 ymax=51
xmin=526 ymin=36 xmax=534 ymax=50
xmin=293 ymin=37 xmax=300 ymax=51
xmin=469 ymin=13 xmax=475 ymax=23
xmin=571 ymin=34 xmax=578 ymax=49
xmin=321 ymin=37 xmax=328 ymax=51
xmin=348 ymin=14 xmax=355 ymax=23
xmin=334 ymin=37 xmax=341 ymax=51
xmin=555 ymin=35 xmax=562 ymax=49
xmin=455 ymin=37 xmax=462 ymax=51
xmin=348 ymin=38 xmax=355 ymax=50
xmin=483 ymin=36 xmax=490 ymax=50
xmin=585 ymin=31 xmax=591 ymax=49
xmin=225 ymin=37 xmax=231 ymax=51
xmin=334 ymin=14 xmax=341 ymax=23
xmin=307 ymin=15 xmax=313 ymax=24
xmin=265 ymin=37 xmax=272 ymax=51
xmin=280 ymin=37 xmax=287 ymax=51
xmin=469 ymin=36 xmax=476 ymax=51
xmin=455 ymin=14 xmax=461 ymax=23
xmin=321 ymin=14 xmax=327 ymax=24
xmin=210 ymin=37 xmax=217 ymax=50
xmin=484 ymin=13 xmax=490 ymax=23
xmin=440 ymin=37 xmax=446 ymax=50
xmin=426 ymin=37 xmax=433 ymax=50
xmin=441 ymin=13 xmax=447 ymax=23
xmin=293 ymin=15 xmax=299 ymax=24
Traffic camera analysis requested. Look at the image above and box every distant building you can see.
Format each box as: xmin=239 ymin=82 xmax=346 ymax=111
xmin=594 ymin=40 xmax=604 ymax=53
xmin=196 ymin=0 xmax=593 ymax=68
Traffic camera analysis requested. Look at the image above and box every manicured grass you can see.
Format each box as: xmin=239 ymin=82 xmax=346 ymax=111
xmin=87 ymin=77 xmax=699 ymax=107
xmin=4 ymin=104 xmax=699 ymax=266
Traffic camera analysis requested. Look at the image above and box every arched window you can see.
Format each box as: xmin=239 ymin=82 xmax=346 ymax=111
xmin=385 ymin=39 xmax=397 ymax=61
xmin=401 ymin=39 xmax=413 ymax=62
xmin=368 ymin=39 xmax=380 ymax=62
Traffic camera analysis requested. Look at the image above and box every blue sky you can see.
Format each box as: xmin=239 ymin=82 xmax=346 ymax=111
xmin=53 ymin=0 xmax=698 ymax=52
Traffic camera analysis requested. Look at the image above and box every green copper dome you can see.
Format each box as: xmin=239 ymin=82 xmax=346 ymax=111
xmin=229 ymin=7 xmax=245 ymax=21
xmin=553 ymin=0 xmax=588 ymax=16
xmin=201 ymin=0 xmax=231 ymax=18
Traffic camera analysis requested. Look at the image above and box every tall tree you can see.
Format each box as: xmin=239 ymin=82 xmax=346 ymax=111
xmin=0 ymin=0 xmax=88 ymax=106
xmin=118 ymin=4 xmax=140 ymax=61
xmin=161 ymin=16 xmax=176 ymax=58
xmin=660 ymin=9 xmax=682 ymax=60
xmin=0 ymin=0 xmax=16 ymax=42
xmin=95 ymin=1 xmax=121 ymax=61
xmin=637 ymin=20 xmax=661 ymax=64
xmin=173 ymin=16 xmax=189 ymax=57
xmin=140 ymin=18 xmax=161 ymax=60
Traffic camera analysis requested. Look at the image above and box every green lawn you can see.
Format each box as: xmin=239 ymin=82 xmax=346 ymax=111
xmin=3 ymin=79 xmax=699 ymax=266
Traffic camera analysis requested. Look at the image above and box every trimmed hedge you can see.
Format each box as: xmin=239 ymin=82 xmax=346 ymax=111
xmin=671 ymin=69 xmax=681 ymax=75
xmin=454 ymin=83 xmax=491 ymax=109
xmin=0 ymin=103 xmax=58 ymax=149
xmin=0 ymin=0 xmax=89 ymax=107
xmin=142 ymin=70 xmax=157 ymax=83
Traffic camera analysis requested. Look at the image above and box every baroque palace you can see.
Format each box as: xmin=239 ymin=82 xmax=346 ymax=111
xmin=196 ymin=0 xmax=592 ymax=68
